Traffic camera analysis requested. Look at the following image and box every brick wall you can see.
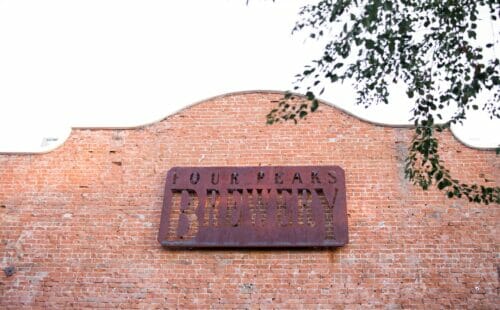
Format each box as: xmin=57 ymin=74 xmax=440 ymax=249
xmin=0 ymin=92 xmax=498 ymax=308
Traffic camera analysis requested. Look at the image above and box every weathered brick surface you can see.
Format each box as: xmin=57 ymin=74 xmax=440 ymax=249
xmin=0 ymin=92 xmax=498 ymax=309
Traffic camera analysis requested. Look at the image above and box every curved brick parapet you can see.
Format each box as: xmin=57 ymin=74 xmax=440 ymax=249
xmin=0 ymin=92 xmax=498 ymax=308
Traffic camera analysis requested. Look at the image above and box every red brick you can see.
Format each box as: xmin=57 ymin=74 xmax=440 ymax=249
xmin=0 ymin=91 xmax=498 ymax=308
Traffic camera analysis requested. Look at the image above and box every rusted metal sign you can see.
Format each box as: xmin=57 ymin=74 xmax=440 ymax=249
xmin=158 ymin=166 xmax=348 ymax=248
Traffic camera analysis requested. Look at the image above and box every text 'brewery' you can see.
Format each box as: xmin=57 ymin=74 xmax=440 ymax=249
xmin=158 ymin=166 xmax=348 ymax=248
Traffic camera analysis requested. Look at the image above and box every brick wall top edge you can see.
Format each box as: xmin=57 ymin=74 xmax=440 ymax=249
xmin=0 ymin=90 xmax=497 ymax=155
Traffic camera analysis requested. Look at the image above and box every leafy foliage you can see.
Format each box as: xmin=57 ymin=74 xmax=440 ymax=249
xmin=406 ymin=120 xmax=499 ymax=204
xmin=267 ymin=0 xmax=500 ymax=204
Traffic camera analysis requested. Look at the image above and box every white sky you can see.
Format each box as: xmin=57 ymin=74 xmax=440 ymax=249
xmin=0 ymin=0 xmax=498 ymax=153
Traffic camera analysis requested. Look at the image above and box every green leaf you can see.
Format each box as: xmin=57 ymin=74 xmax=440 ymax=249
xmin=303 ymin=67 xmax=315 ymax=76
xmin=267 ymin=0 xmax=500 ymax=205
xmin=435 ymin=171 xmax=443 ymax=181
xmin=311 ymin=99 xmax=319 ymax=112
xmin=438 ymin=179 xmax=452 ymax=190
xmin=305 ymin=91 xmax=315 ymax=101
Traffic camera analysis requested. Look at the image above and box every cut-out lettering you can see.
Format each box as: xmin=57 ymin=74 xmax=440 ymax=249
xmin=292 ymin=172 xmax=303 ymax=184
xmin=190 ymin=172 xmax=200 ymax=185
xmin=328 ymin=171 xmax=337 ymax=184
xmin=231 ymin=172 xmax=239 ymax=185
xmin=275 ymin=172 xmax=284 ymax=184
xmin=159 ymin=166 xmax=348 ymax=248
xmin=311 ymin=171 xmax=321 ymax=184
xmin=257 ymin=171 xmax=265 ymax=182
xmin=211 ymin=173 xmax=219 ymax=185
